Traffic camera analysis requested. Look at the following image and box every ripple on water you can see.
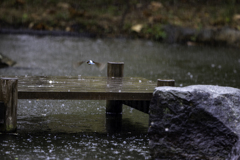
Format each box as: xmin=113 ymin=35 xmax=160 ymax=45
xmin=0 ymin=133 xmax=151 ymax=159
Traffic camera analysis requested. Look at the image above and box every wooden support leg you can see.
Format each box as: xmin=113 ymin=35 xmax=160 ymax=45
xmin=105 ymin=114 xmax=122 ymax=133
xmin=105 ymin=62 xmax=124 ymax=133
xmin=0 ymin=78 xmax=18 ymax=133
xmin=106 ymin=62 xmax=124 ymax=114
xmin=106 ymin=100 xmax=123 ymax=114
xmin=0 ymin=102 xmax=4 ymax=126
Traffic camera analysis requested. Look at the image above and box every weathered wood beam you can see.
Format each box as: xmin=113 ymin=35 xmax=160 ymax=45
xmin=18 ymin=91 xmax=153 ymax=100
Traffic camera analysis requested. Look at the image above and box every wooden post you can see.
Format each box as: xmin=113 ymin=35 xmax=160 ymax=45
xmin=106 ymin=62 xmax=124 ymax=133
xmin=105 ymin=114 xmax=122 ymax=133
xmin=157 ymin=79 xmax=175 ymax=87
xmin=107 ymin=62 xmax=124 ymax=78
xmin=0 ymin=78 xmax=18 ymax=133
xmin=106 ymin=62 xmax=124 ymax=114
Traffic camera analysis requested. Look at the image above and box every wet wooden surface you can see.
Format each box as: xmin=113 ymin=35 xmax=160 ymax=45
xmin=13 ymin=76 xmax=156 ymax=100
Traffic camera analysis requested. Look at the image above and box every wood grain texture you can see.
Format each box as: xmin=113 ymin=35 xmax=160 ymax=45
xmin=13 ymin=76 xmax=156 ymax=100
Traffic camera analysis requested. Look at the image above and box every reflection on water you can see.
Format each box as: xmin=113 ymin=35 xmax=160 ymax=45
xmin=0 ymin=35 xmax=239 ymax=159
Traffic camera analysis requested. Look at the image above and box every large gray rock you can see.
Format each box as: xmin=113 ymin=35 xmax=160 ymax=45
xmin=148 ymin=85 xmax=240 ymax=159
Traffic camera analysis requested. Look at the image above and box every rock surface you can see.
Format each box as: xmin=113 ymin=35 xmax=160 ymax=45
xmin=0 ymin=53 xmax=16 ymax=68
xmin=148 ymin=85 xmax=240 ymax=159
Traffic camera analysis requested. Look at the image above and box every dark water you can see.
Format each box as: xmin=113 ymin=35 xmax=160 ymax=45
xmin=0 ymin=35 xmax=239 ymax=159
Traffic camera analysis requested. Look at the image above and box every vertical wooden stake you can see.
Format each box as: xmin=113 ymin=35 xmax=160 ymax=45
xmin=157 ymin=79 xmax=175 ymax=87
xmin=0 ymin=78 xmax=18 ymax=133
xmin=107 ymin=62 xmax=124 ymax=78
xmin=106 ymin=62 xmax=124 ymax=133
xmin=105 ymin=114 xmax=122 ymax=133
xmin=106 ymin=62 xmax=124 ymax=114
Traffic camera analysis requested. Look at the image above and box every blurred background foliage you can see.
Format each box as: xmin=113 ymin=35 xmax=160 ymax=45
xmin=0 ymin=0 xmax=240 ymax=40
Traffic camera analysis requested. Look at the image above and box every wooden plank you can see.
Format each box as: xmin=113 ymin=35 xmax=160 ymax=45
xmin=18 ymin=92 xmax=153 ymax=100
xmin=13 ymin=76 xmax=155 ymax=100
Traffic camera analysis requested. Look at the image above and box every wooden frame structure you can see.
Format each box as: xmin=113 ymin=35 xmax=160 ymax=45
xmin=0 ymin=62 xmax=174 ymax=133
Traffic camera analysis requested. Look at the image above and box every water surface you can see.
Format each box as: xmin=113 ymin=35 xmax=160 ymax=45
xmin=0 ymin=35 xmax=239 ymax=159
